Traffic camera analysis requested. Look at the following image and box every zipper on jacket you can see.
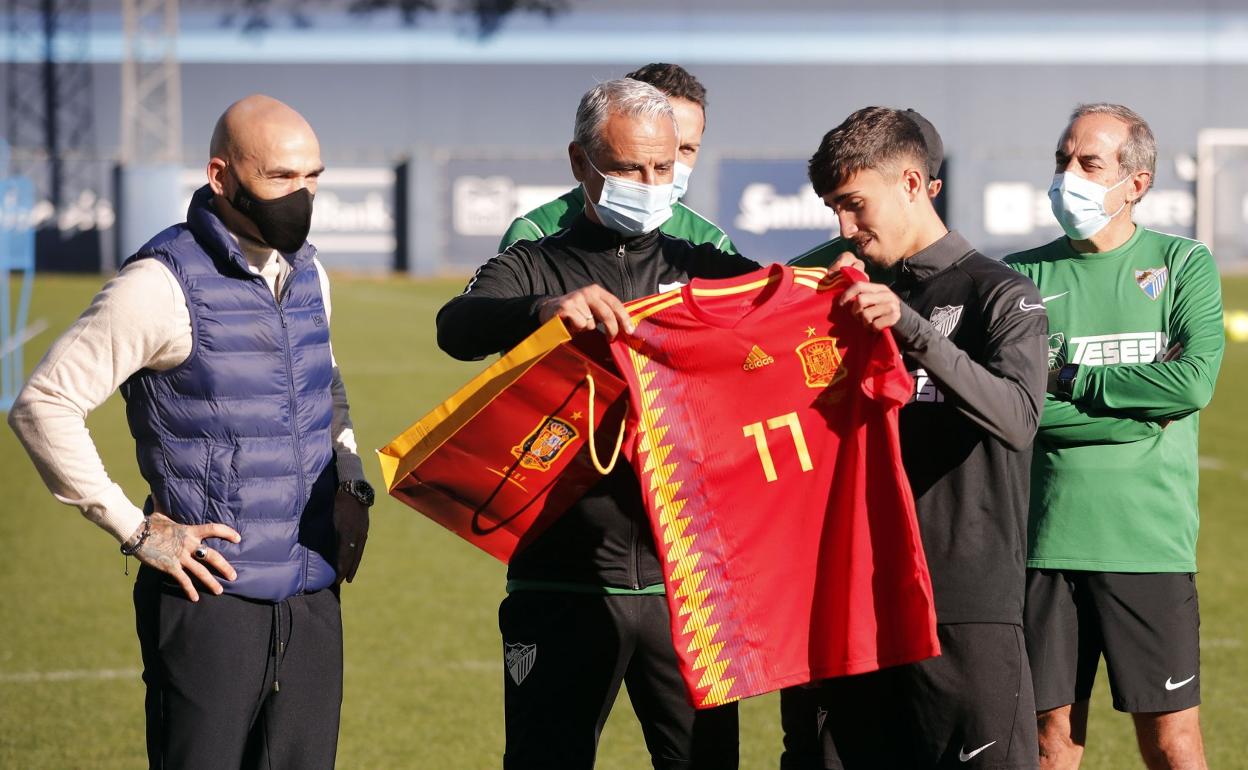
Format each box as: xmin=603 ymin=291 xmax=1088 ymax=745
xmin=629 ymin=513 xmax=641 ymax=590
xmin=269 ymin=272 xmax=310 ymax=588
xmin=615 ymin=240 xmax=635 ymax=300
xmin=617 ymin=237 xmax=642 ymax=588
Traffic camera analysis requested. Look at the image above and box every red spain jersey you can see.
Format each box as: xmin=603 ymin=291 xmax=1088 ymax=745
xmin=608 ymin=263 xmax=939 ymax=708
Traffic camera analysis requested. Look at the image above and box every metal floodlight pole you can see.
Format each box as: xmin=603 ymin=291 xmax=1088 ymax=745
xmin=120 ymin=0 xmax=183 ymax=165
xmin=5 ymin=0 xmax=96 ymax=214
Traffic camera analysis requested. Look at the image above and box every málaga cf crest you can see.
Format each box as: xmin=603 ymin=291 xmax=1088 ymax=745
xmin=511 ymin=417 xmax=579 ymax=472
xmin=796 ymin=337 xmax=846 ymax=389
xmin=1135 ymin=267 xmax=1168 ymax=301
xmin=505 ymin=642 xmax=536 ymax=685
xmin=929 ymin=305 xmax=964 ymax=338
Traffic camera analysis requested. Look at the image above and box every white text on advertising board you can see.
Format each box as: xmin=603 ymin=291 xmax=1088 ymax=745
xmin=453 ymin=176 xmax=568 ymax=237
xmin=982 ymin=183 xmax=1194 ymax=236
xmin=734 ymin=182 xmax=839 ymax=235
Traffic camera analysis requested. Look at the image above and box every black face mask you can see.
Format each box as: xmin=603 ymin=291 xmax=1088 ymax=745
xmin=228 ymin=170 xmax=314 ymax=253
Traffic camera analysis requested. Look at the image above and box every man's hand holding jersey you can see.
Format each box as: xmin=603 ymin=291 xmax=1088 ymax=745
xmin=538 ymin=284 xmax=635 ymax=338
xmin=839 ymin=282 xmax=901 ymax=332
xmin=824 ymin=252 xmax=901 ymax=333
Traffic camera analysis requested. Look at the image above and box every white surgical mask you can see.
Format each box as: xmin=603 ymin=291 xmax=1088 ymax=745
xmin=671 ymin=160 xmax=693 ymax=202
xmin=584 ymin=159 xmax=674 ymax=236
xmin=1048 ymin=171 xmax=1130 ymax=240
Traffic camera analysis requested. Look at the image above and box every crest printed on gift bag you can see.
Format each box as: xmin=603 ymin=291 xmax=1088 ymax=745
xmin=1135 ymin=267 xmax=1168 ymax=300
xmin=929 ymin=305 xmax=964 ymax=337
xmin=796 ymin=337 xmax=846 ymax=389
xmin=505 ymin=642 xmax=537 ymax=685
xmin=511 ymin=416 xmax=580 ymax=472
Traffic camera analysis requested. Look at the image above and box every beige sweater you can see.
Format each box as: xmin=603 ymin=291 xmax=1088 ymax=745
xmin=8 ymin=237 xmax=366 ymax=545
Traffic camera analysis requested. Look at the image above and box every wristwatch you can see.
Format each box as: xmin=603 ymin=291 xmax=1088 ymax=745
xmin=339 ymin=479 xmax=376 ymax=507
xmin=1055 ymin=363 xmax=1080 ymax=400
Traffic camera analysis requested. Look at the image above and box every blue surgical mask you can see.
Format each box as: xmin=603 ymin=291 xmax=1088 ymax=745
xmin=1048 ymin=171 xmax=1130 ymax=240
xmin=671 ymin=161 xmax=693 ymax=202
xmin=584 ymin=159 xmax=674 ymax=236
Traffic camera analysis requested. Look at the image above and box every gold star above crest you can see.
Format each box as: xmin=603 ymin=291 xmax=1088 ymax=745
xmin=571 ymin=411 xmax=583 ymax=421
xmin=805 ymin=326 xmax=817 ymax=338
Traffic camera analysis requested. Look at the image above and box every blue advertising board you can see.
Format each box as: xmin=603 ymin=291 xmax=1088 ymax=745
xmin=717 ymin=158 xmax=839 ymax=265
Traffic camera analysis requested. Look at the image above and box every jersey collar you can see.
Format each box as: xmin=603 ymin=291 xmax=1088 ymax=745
xmin=896 ymin=230 xmax=975 ymax=285
xmin=681 ymin=262 xmax=794 ymax=330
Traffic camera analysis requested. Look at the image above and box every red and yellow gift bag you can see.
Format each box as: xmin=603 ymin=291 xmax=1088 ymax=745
xmin=377 ymin=318 xmax=628 ymax=562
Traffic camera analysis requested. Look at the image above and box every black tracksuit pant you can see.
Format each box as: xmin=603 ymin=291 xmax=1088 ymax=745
xmin=133 ymin=566 xmax=343 ymax=770
xmin=499 ymin=591 xmax=738 ymax=769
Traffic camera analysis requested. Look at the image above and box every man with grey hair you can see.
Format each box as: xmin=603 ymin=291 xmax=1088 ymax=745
xmin=1007 ymin=104 xmax=1224 ymax=770
xmin=438 ymin=78 xmax=757 ymax=769
xmin=498 ymin=63 xmax=735 ymax=253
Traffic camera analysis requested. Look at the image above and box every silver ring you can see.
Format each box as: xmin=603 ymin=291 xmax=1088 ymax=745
xmin=193 ymin=547 xmax=208 ymax=560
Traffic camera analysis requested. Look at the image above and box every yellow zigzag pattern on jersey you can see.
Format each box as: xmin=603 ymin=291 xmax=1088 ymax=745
xmin=625 ymin=344 xmax=737 ymax=707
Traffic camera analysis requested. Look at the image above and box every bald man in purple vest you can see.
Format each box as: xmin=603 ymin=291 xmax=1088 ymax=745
xmin=9 ymin=94 xmax=373 ymax=769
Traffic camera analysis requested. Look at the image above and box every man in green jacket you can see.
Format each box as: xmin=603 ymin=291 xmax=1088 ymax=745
xmin=498 ymin=62 xmax=735 ymax=253
xmin=1006 ymin=103 xmax=1224 ymax=770
xmin=787 ymin=108 xmax=943 ymax=272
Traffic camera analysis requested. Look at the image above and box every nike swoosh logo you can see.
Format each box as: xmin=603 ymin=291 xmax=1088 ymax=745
xmin=1165 ymin=675 xmax=1196 ymax=690
xmin=959 ymin=741 xmax=996 ymax=762
xmin=1042 ymin=291 xmax=1070 ymax=303
xmin=658 ymin=281 xmax=685 ymax=294
xmin=1019 ymin=299 xmax=1045 ymax=312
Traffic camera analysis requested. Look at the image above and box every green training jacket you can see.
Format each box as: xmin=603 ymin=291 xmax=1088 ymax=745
xmin=1006 ymin=227 xmax=1224 ymax=572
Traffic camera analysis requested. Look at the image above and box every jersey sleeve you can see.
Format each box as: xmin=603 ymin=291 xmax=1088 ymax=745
xmin=1038 ymin=394 xmax=1164 ymax=447
xmin=435 ymin=247 xmax=549 ymax=361
xmin=715 ymin=230 xmax=739 ymax=255
xmin=891 ymin=272 xmax=1048 ymax=451
xmin=860 ymin=328 xmax=914 ymax=407
xmin=497 ymin=216 xmax=544 ymax=253
xmin=831 ymin=267 xmax=913 ymax=407
xmin=1072 ymin=243 xmax=1225 ymax=420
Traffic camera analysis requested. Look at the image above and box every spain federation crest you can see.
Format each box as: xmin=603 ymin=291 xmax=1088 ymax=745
xmin=511 ymin=416 xmax=579 ymax=472
xmin=929 ymin=305 xmax=964 ymax=337
xmin=796 ymin=337 xmax=846 ymax=389
xmin=1135 ymin=267 xmax=1168 ymax=300
xmin=504 ymin=642 xmax=537 ymax=685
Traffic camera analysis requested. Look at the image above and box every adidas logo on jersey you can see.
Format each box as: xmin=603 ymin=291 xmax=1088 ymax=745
xmin=743 ymin=345 xmax=775 ymax=371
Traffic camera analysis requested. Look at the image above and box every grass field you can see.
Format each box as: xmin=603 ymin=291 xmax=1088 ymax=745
xmin=1 ymin=273 xmax=1246 ymax=769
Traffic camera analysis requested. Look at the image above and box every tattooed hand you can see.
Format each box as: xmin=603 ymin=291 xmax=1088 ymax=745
xmin=135 ymin=512 xmax=241 ymax=602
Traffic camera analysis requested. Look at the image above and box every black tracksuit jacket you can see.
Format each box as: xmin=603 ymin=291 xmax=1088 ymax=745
xmin=889 ymin=231 xmax=1049 ymax=625
xmin=436 ymin=214 xmax=759 ymax=588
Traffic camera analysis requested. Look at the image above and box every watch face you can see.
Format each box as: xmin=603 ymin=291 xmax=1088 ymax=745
xmin=1057 ymin=363 xmax=1079 ymax=396
xmin=342 ymin=480 xmax=375 ymax=506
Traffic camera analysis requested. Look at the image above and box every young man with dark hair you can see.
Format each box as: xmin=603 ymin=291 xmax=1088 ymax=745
xmin=788 ymin=108 xmax=943 ymax=271
xmin=780 ymin=106 xmax=1048 ymax=770
xmin=498 ymin=62 xmax=735 ymax=253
